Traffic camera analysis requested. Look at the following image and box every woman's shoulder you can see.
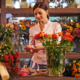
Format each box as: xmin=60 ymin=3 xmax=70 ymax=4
xmin=51 ymin=21 xmax=60 ymax=25
xmin=50 ymin=21 xmax=61 ymax=28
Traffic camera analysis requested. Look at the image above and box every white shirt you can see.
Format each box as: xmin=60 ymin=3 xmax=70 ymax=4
xmin=29 ymin=20 xmax=62 ymax=65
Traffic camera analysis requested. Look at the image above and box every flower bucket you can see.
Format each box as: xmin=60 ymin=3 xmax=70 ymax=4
xmin=73 ymin=39 xmax=80 ymax=52
xmin=45 ymin=46 xmax=66 ymax=77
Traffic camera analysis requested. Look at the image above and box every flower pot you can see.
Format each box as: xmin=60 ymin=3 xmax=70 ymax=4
xmin=45 ymin=46 xmax=66 ymax=77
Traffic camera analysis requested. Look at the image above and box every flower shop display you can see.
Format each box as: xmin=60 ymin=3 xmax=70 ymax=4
xmin=72 ymin=27 xmax=80 ymax=52
xmin=34 ymin=31 xmax=73 ymax=76
xmin=61 ymin=18 xmax=80 ymax=52
xmin=0 ymin=23 xmax=20 ymax=79
xmin=63 ymin=60 xmax=80 ymax=77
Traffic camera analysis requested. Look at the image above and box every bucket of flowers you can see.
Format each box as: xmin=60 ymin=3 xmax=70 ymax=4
xmin=0 ymin=23 xmax=20 ymax=79
xmin=71 ymin=26 xmax=80 ymax=52
xmin=34 ymin=31 xmax=73 ymax=76
xmin=63 ymin=60 xmax=80 ymax=77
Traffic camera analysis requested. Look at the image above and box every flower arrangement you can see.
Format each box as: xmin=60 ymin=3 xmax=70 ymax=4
xmin=61 ymin=19 xmax=80 ymax=52
xmin=0 ymin=23 xmax=20 ymax=77
xmin=63 ymin=60 xmax=80 ymax=77
xmin=0 ymin=23 xmax=14 ymax=53
xmin=73 ymin=27 xmax=80 ymax=40
xmin=61 ymin=19 xmax=80 ymax=32
xmin=3 ymin=51 xmax=20 ymax=77
xmin=19 ymin=20 xmax=34 ymax=30
xmin=34 ymin=31 xmax=73 ymax=76
xmin=61 ymin=23 xmax=73 ymax=31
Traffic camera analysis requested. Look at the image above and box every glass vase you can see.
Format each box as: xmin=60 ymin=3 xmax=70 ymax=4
xmin=45 ymin=46 xmax=66 ymax=77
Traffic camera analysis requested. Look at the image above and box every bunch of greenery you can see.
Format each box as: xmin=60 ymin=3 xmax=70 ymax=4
xmin=0 ymin=23 xmax=20 ymax=77
xmin=34 ymin=31 xmax=74 ymax=76
xmin=0 ymin=24 xmax=14 ymax=57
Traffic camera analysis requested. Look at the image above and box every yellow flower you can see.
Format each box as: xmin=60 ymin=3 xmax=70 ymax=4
xmin=76 ymin=23 xmax=80 ymax=28
xmin=73 ymin=60 xmax=76 ymax=63
xmin=31 ymin=6 xmax=33 ymax=8
xmin=39 ymin=32 xmax=44 ymax=37
xmin=75 ymin=73 xmax=78 ymax=77
xmin=19 ymin=22 xmax=23 ymax=25
xmin=64 ymin=24 xmax=67 ymax=27
xmin=67 ymin=26 xmax=70 ymax=28
xmin=78 ymin=68 xmax=80 ymax=72
xmin=27 ymin=6 xmax=29 ymax=8
xmin=67 ymin=29 xmax=69 ymax=31
xmin=21 ymin=25 xmax=26 ymax=30
xmin=70 ymin=27 xmax=73 ymax=31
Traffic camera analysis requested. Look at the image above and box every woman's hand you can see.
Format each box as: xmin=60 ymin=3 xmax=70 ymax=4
xmin=24 ymin=45 xmax=38 ymax=54
xmin=24 ymin=45 xmax=45 ymax=54
xmin=24 ymin=45 xmax=31 ymax=52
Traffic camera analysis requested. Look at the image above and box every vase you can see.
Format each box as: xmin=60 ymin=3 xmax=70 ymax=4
xmin=75 ymin=0 xmax=80 ymax=8
xmin=45 ymin=46 xmax=66 ymax=77
xmin=20 ymin=0 xmax=28 ymax=8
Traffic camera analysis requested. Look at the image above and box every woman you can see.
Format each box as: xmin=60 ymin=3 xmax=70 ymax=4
xmin=24 ymin=2 xmax=62 ymax=70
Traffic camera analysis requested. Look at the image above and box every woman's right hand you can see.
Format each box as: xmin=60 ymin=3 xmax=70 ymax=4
xmin=24 ymin=45 xmax=36 ymax=54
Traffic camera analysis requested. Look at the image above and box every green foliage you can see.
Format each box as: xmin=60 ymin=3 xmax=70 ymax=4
xmin=0 ymin=24 xmax=14 ymax=61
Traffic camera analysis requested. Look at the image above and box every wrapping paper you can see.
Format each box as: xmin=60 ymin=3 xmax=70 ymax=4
xmin=0 ymin=62 xmax=10 ymax=80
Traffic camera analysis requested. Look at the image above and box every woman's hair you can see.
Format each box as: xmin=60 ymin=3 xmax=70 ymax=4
xmin=33 ymin=2 xmax=49 ymax=19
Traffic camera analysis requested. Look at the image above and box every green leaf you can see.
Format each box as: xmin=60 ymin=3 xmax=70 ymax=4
xmin=4 ymin=38 xmax=11 ymax=46
xmin=0 ymin=34 xmax=5 ymax=41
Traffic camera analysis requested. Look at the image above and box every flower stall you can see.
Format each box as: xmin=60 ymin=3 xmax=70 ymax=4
xmin=63 ymin=60 xmax=80 ymax=77
xmin=61 ymin=19 xmax=80 ymax=52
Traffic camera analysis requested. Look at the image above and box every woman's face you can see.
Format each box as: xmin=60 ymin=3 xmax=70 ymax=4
xmin=34 ymin=8 xmax=48 ymax=23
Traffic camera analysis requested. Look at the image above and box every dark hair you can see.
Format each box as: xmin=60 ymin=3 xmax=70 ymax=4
xmin=33 ymin=2 xmax=49 ymax=19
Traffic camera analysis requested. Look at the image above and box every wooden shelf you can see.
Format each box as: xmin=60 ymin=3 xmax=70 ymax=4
xmin=19 ymin=52 xmax=32 ymax=58
xmin=4 ymin=8 xmax=33 ymax=14
xmin=49 ymin=8 xmax=80 ymax=16
xmin=65 ymin=52 xmax=80 ymax=59
xmin=4 ymin=8 xmax=80 ymax=16
xmin=19 ymin=52 xmax=80 ymax=59
xmin=0 ymin=9 xmax=1 ymax=13
xmin=6 ymin=76 xmax=80 ymax=80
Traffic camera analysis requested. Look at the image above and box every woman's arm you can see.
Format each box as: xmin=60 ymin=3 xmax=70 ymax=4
xmin=35 ymin=45 xmax=45 ymax=50
xmin=24 ymin=27 xmax=35 ymax=53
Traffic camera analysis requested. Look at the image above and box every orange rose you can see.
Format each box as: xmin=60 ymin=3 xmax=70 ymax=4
xmin=58 ymin=32 xmax=63 ymax=36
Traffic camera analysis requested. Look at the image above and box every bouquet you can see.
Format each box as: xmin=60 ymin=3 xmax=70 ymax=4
xmin=34 ymin=31 xmax=73 ymax=76
xmin=73 ymin=27 xmax=80 ymax=40
xmin=0 ymin=23 xmax=20 ymax=78
xmin=64 ymin=60 xmax=80 ymax=77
